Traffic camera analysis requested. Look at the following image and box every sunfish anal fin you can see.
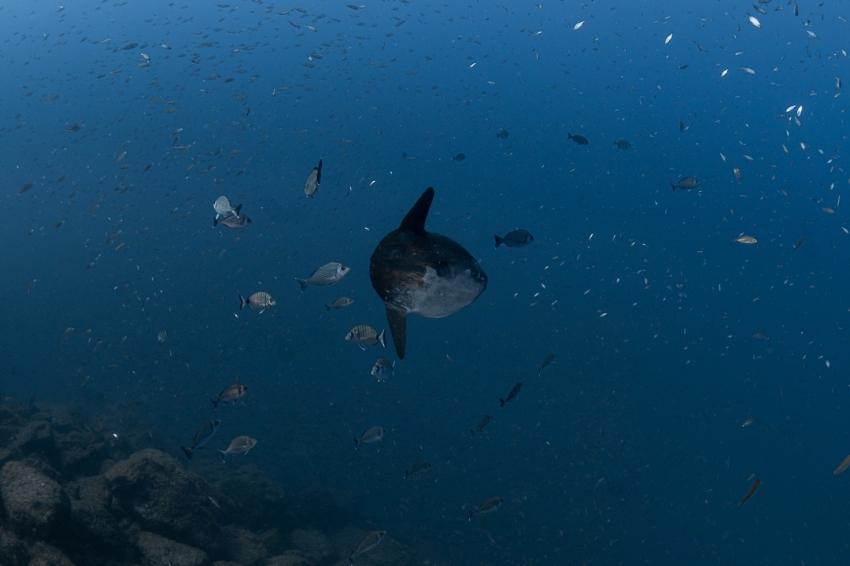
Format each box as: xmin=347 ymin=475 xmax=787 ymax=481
xmin=398 ymin=187 xmax=434 ymax=234
xmin=385 ymin=304 xmax=408 ymax=359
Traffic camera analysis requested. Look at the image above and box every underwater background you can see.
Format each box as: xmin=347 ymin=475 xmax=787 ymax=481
xmin=2 ymin=0 xmax=850 ymax=564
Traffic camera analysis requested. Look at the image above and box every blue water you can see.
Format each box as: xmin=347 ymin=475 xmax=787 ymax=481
xmin=3 ymin=0 xmax=850 ymax=563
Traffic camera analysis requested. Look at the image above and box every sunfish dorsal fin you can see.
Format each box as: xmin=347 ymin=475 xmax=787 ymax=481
xmin=385 ymin=304 xmax=408 ymax=359
xmin=399 ymin=187 xmax=434 ymax=234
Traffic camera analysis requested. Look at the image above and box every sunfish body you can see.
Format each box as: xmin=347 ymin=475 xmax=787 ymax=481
xmin=369 ymin=188 xmax=487 ymax=359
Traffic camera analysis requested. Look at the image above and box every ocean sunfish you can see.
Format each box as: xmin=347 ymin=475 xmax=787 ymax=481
xmin=369 ymin=187 xmax=487 ymax=359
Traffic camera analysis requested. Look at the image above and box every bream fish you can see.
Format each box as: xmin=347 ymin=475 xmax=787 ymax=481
xmin=218 ymin=435 xmax=257 ymax=462
xmin=180 ymin=418 xmax=221 ymax=460
xmin=296 ymin=262 xmax=350 ymax=291
xmin=347 ymin=530 xmax=386 ymax=564
xmin=568 ymin=133 xmax=589 ymax=145
xmin=494 ymin=229 xmax=534 ymax=248
xmin=468 ymin=496 xmax=504 ymax=520
xmin=211 ymin=383 xmax=249 ymax=409
xmin=500 ymin=381 xmax=522 ymax=407
xmin=671 ymin=176 xmax=699 ymax=190
xmin=346 ymin=325 xmax=386 ymax=349
xmin=214 ymin=214 xmax=252 ymax=229
xmin=371 ymin=358 xmax=395 ymax=381
xmin=354 ymin=426 xmax=386 ymax=447
xmin=304 ymin=158 xmax=323 ymax=198
xmin=239 ymin=292 xmax=276 ymax=311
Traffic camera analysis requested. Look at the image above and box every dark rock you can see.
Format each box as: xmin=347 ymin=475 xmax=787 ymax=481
xmin=104 ymin=449 xmax=222 ymax=556
xmin=135 ymin=530 xmax=209 ymax=566
xmin=215 ymin=465 xmax=287 ymax=530
xmin=58 ymin=438 xmax=109 ymax=478
xmin=22 ymin=540 xmax=76 ymax=566
xmin=0 ymin=526 xmax=28 ymax=565
xmin=211 ymin=562 xmax=243 ymax=566
xmin=0 ymin=461 xmax=70 ymax=538
xmin=67 ymin=498 xmax=133 ymax=556
xmin=12 ymin=421 xmax=57 ymax=463
xmin=220 ymin=525 xmax=267 ymax=566
xmin=266 ymin=550 xmax=314 ymax=566
xmin=0 ymin=448 xmax=14 ymax=468
xmin=290 ymin=528 xmax=334 ymax=564
xmin=258 ymin=528 xmax=285 ymax=556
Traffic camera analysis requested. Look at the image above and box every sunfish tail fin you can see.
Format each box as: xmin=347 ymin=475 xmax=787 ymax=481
xmin=385 ymin=304 xmax=408 ymax=359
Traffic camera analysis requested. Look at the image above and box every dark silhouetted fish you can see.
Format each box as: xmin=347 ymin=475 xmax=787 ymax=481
xmin=214 ymin=214 xmax=251 ymax=228
xmin=568 ymin=133 xmax=589 ymax=145
xmin=500 ymin=381 xmax=522 ymax=407
xmin=369 ymin=188 xmax=487 ymax=359
xmin=180 ymin=419 xmax=221 ymax=460
xmin=304 ymin=158 xmax=322 ymax=198
xmin=211 ymin=383 xmax=249 ymax=409
xmin=452 ymin=153 xmax=466 ymax=161
xmin=494 ymin=229 xmax=534 ymax=248
xmin=496 ymin=129 xmax=509 ymax=139
xmin=348 ymin=530 xmax=386 ymax=564
xmin=671 ymin=176 xmax=699 ymax=190
xmin=615 ymin=138 xmax=630 ymax=150
xmin=468 ymin=496 xmax=504 ymax=520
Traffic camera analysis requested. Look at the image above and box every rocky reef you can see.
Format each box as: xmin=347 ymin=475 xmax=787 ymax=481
xmin=0 ymin=401 xmax=412 ymax=566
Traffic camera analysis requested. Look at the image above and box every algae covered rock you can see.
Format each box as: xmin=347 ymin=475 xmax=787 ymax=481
xmin=104 ymin=448 xmax=222 ymax=555
xmin=0 ymin=461 xmax=70 ymax=537
xmin=136 ymin=530 xmax=209 ymax=566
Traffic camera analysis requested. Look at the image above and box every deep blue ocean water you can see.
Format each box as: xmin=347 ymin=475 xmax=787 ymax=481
xmin=3 ymin=0 xmax=850 ymax=563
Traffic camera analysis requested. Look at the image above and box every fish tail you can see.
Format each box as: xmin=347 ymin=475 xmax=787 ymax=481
xmin=325 ymin=303 xmax=332 ymax=311
xmin=296 ymin=278 xmax=309 ymax=291
xmin=353 ymin=437 xmax=359 ymax=448
xmin=180 ymin=446 xmax=193 ymax=460
xmin=210 ymin=399 xmax=218 ymax=410
xmin=218 ymin=450 xmax=227 ymax=463
xmin=567 ymin=133 xmax=573 ymax=139
xmin=234 ymin=203 xmax=243 ymax=216
xmin=468 ymin=510 xmax=475 ymax=521
xmin=348 ymin=556 xmax=355 ymax=565
xmin=378 ymin=328 xmax=387 ymax=348
xmin=238 ymin=294 xmax=247 ymax=311
xmin=494 ymin=235 xmax=503 ymax=248
xmin=670 ymin=183 xmax=676 ymax=191
xmin=213 ymin=216 xmax=219 ymax=226
xmin=499 ymin=398 xmax=506 ymax=408
xmin=470 ymin=430 xmax=476 ymax=436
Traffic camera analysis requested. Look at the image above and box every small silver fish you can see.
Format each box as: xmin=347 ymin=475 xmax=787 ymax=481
xmin=468 ymin=496 xmax=504 ymax=520
xmin=404 ymin=460 xmax=432 ymax=478
xmin=538 ymin=352 xmax=554 ymax=376
xmin=304 ymin=158 xmax=323 ymax=198
xmin=346 ymin=325 xmax=387 ymax=349
xmin=211 ymin=383 xmax=249 ymax=409
xmin=214 ymin=213 xmax=251 ymax=229
xmin=213 ymin=196 xmax=242 ymax=219
xmin=239 ymin=292 xmax=276 ymax=311
xmin=348 ymin=530 xmax=386 ymax=564
xmin=371 ymin=358 xmax=395 ymax=381
xmin=296 ymin=262 xmax=350 ymax=290
xmin=470 ymin=414 xmax=491 ymax=436
xmin=354 ymin=426 xmax=386 ymax=448
xmin=734 ymin=235 xmax=758 ymax=245
xmin=180 ymin=419 xmax=221 ymax=460
xmin=218 ymin=435 xmax=257 ymax=462
xmin=325 ymin=296 xmax=354 ymax=311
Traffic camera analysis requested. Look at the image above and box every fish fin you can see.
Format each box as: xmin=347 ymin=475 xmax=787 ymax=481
xmin=213 ymin=216 xmax=219 ymax=227
xmin=470 ymin=430 xmax=476 ymax=436
xmin=316 ymin=159 xmax=322 ymax=184
xmin=499 ymin=398 xmax=506 ymax=408
xmin=353 ymin=438 xmax=359 ymax=448
xmin=296 ymin=278 xmax=308 ymax=291
xmin=325 ymin=304 xmax=331 ymax=311
xmin=568 ymin=133 xmax=572 ymax=139
xmin=399 ymin=187 xmax=434 ymax=234
xmin=218 ymin=450 xmax=227 ymax=463
xmin=378 ymin=328 xmax=386 ymax=348
xmin=210 ymin=399 xmax=218 ymax=410
xmin=670 ymin=183 xmax=676 ymax=191
xmin=494 ymin=235 xmax=503 ymax=248
xmin=180 ymin=446 xmax=193 ymax=460
xmin=468 ymin=510 xmax=474 ymax=521
xmin=385 ymin=304 xmax=408 ymax=360
xmin=234 ymin=203 xmax=243 ymax=215
xmin=238 ymin=294 xmax=247 ymax=311
xmin=348 ymin=556 xmax=355 ymax=565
